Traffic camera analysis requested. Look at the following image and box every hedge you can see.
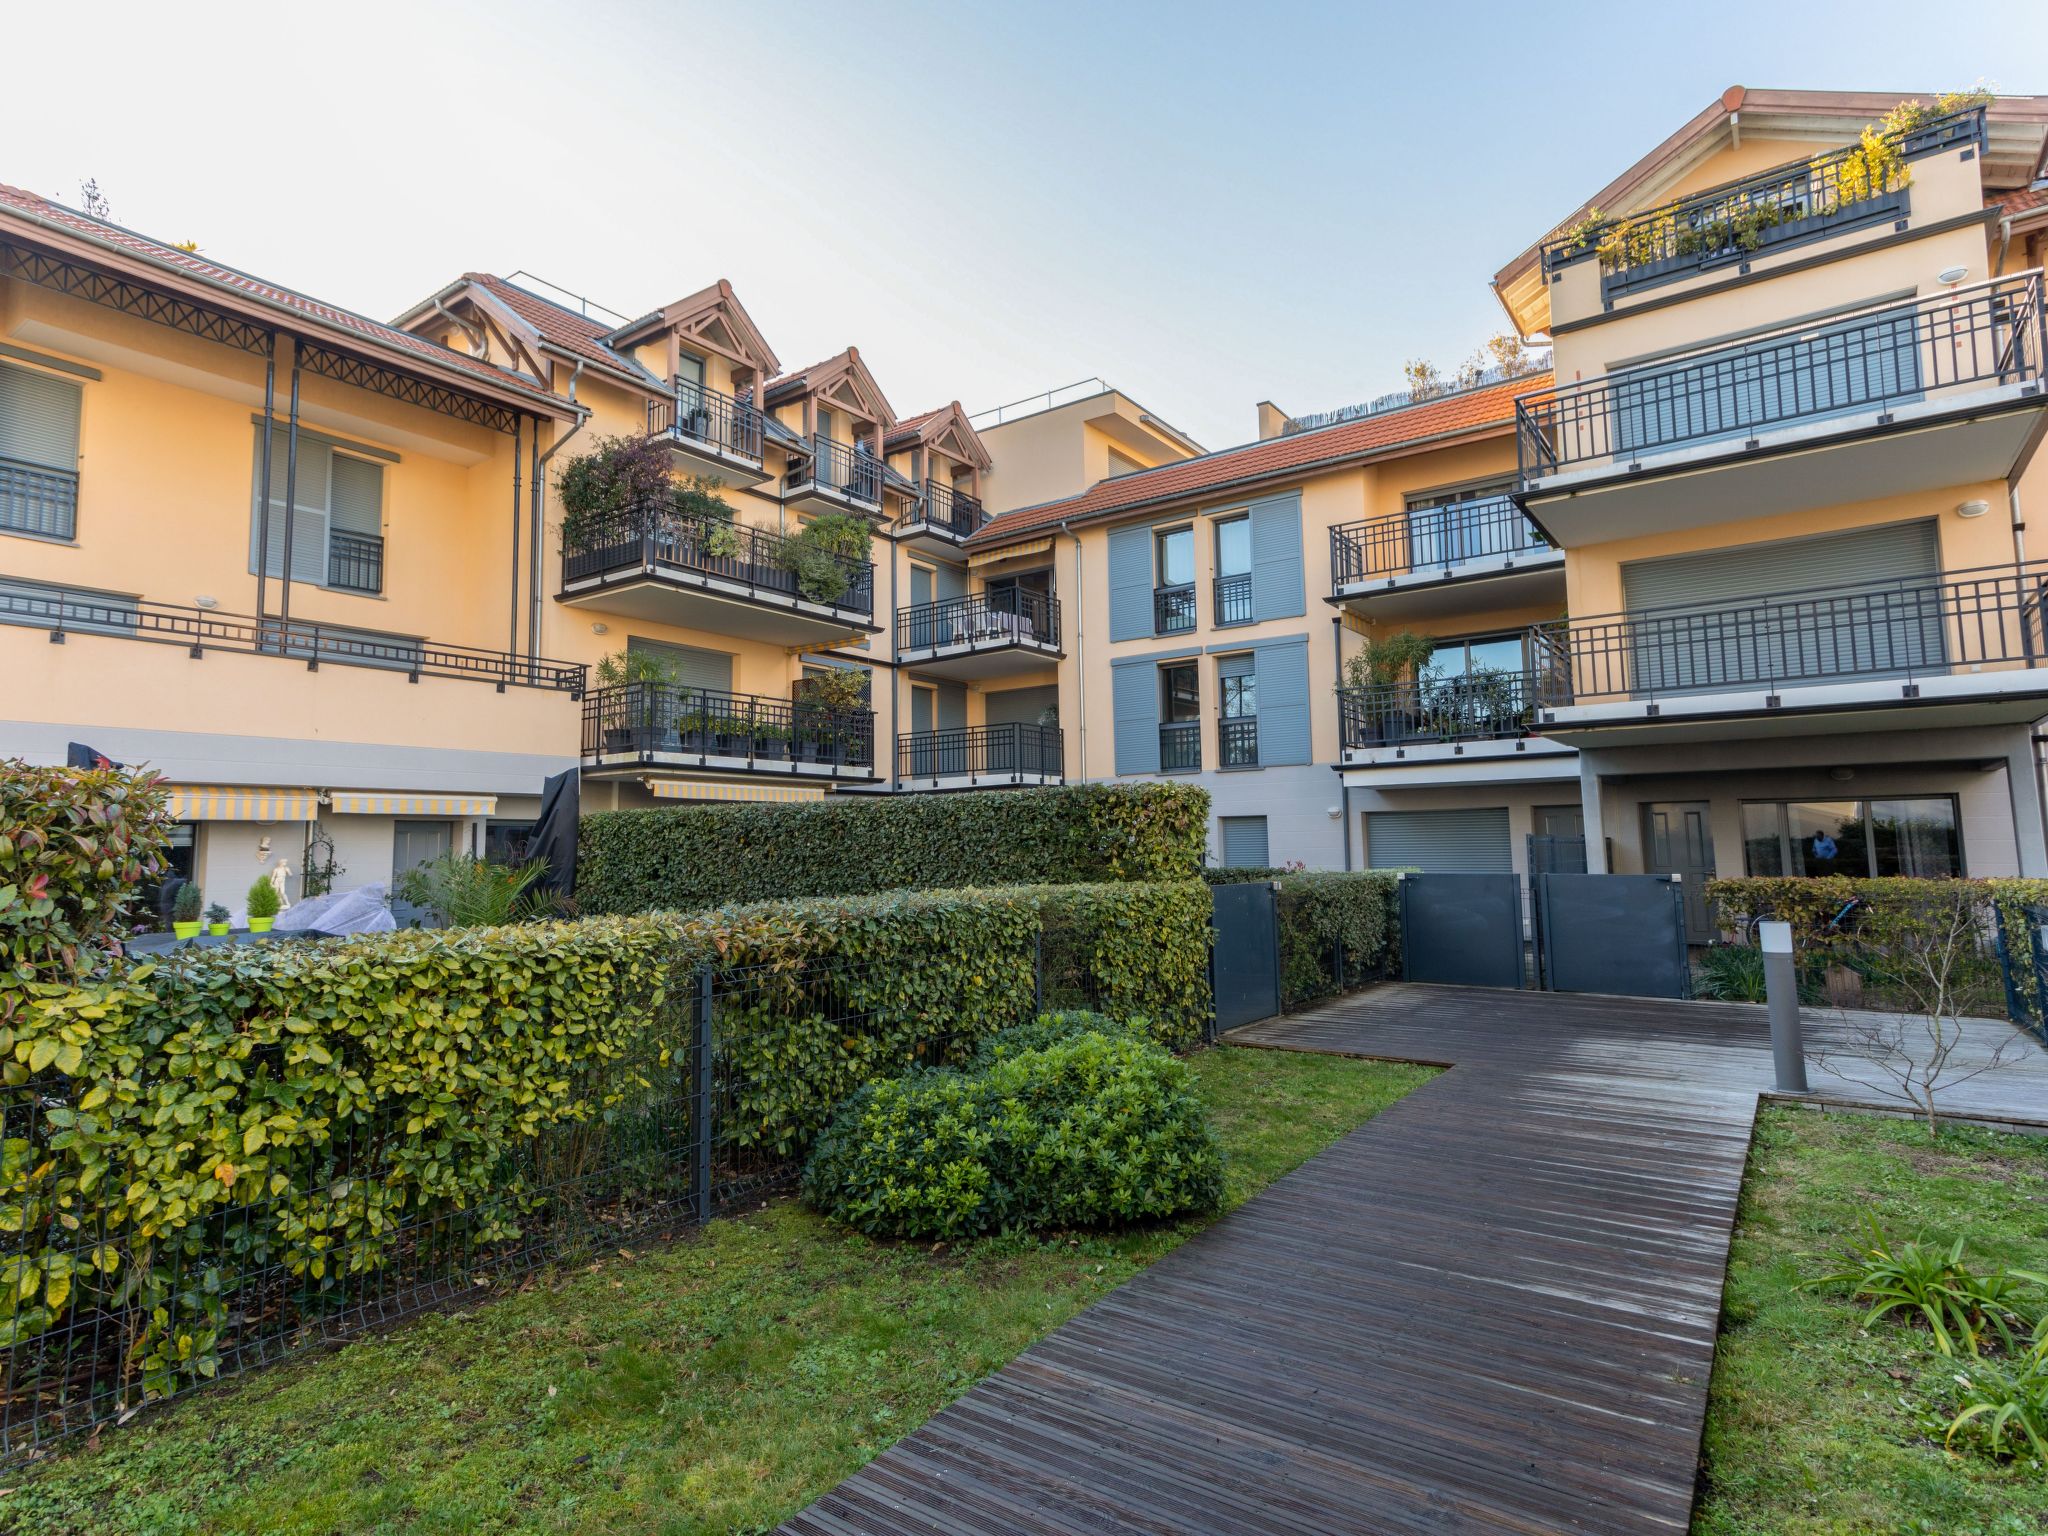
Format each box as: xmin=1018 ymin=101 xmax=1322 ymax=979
xmin=1274 ymin=872 xmax=1401 ymax=1008
xmin=575 ymin=781 xmax=1210 ymax=911
xmin=0 ymin=875 xmax=1211 ymax=1435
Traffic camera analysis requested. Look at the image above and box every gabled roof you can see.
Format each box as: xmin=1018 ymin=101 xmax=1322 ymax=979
xmin=0 ymin=183 xmax=573 ymax=418
xmin=391 ymin=272 xmax=663 ymax=395
xmin=884 ymin=400 xmax=992 ymax=472
xmin=1491 ymin=88 xmax=2048 ymax=338
xmin=763 ymin=346 xmax=898 ymax=427
xmin=607 ymin=279 xmax=779 ymax=379
xmin=967 ymin=373 xmax=1545 ymax=551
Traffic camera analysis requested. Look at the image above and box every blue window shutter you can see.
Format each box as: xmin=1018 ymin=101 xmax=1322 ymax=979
xmin=1252 ymin=638 xmax=1310 ymax=765
xmin=1111 ymin=661 xmax=1160 ymax=775
xmin=1221 ymin=816 xmax=1269 ymax=866
xmin=1249 ymin=495 xmax=1305 ymax=621
xmin=1108 ymin=525 xmax=1152 ymax=641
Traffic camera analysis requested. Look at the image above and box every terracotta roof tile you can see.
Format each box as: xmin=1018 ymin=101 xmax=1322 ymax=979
xmin=466 ymin=272 xmax=649 ymax=379
xmin=968 ymin=373 xmax=1547 ymax=548
xmin=1992 ymin=185 xmax=2048 ymax=216
xmin=0 ymin=183 xmax=559 ymax=409
xmin=885 ymin=407 xmax=943 ymax=444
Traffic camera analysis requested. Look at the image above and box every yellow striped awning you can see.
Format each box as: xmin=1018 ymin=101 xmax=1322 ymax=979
xmin=644 ymin=779 xmax=826 ymax=804
xmin=968 ymin=536 xmax=1053 ymax=568
xmin=167 ymin=785 xmax=319 ymax=822
xmin=327 ymin=791 xmax=499 ymax=817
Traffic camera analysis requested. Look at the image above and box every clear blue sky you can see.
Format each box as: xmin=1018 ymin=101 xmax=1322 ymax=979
xmin=5 ymin=0 xmax=2044 ymax=447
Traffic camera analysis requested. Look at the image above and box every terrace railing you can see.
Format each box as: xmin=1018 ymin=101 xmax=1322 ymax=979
xmin=896 ymin=590 xmax=1060 ymax=653
xmin=327 ymin=530 xmax=384 ymax=594
xmin=896 ymin=721 xmax=1064 ymax=780
xmin=1528 ymin=557 xmax=2048 ymax=708
xmin=583 ymin=681 xmax=874 ymax=768
xmin=561 ymin=502 xmax=875 ymax=617
xmin=908 ymin=480 xmax=987 ymax=539
xmin=1154 ymin=582 xmax=1196 ymax=635
xmin=799 ymin=435 xmax=883 ymax=506
xmin=1515 ymin=273 xmax=2047 ymax=483
xmin=1331 ymin=497 xmax=1550 ymax=587
xmin=1219 ymin=716 xmax=1258 ymax=767
xmin=1159 ymin=719 xmax=1201 ymax=772
xmin=1339 ymin=668 xmax=1545 ymax=749
xmin=1541 ymin=107 xmax=1983 ymax=290
xmin=1213 ymin=571 xmax=1253 ymax=625
xmin=0 ymin=454 xmax=77 ymax=541
xmin=646 ymin=381 xmax=764 ymax=462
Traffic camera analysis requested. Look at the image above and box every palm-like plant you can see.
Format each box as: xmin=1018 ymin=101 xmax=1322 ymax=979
xmin=1805 ymin=1215 xmax=2045 ymax=1356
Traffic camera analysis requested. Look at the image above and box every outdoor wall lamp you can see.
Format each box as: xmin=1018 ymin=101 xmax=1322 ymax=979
xmin=1955 ymin=499 xmax=1990 ymax=519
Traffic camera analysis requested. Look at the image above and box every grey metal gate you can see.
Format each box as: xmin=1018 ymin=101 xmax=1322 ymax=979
xmin=1211 ymin=881 xmax=1280 ymax=1031
xmin=1399 ymin=873 xmax=1524 ymax=989
xmin=1526 ymin=834 xmax=1587 ymax=875
xmin=1534 ymin=874 xmax=1691 ymax=999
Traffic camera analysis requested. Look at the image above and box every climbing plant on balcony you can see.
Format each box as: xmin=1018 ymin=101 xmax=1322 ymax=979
xmin=778 ymin=512 xmax=872 ymax=605
xmin=556 ymin=434 xmax=675 ymax=546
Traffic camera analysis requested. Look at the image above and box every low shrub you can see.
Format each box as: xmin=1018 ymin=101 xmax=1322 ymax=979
xmin=801 ymin=1022 xmax=1223 ymax=1240
xmin=1804 ymin=1216 xmax=2045 ymax=1357
xmin=968 ymin=1009 xmax=1151 ymax=1067
xmin=1693 ymin=943 xmax=1769 ymax=1002
xmin=576 ymin=782 xmax=1209 ymax=911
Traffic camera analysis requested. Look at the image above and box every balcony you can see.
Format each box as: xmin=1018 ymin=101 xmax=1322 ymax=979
xmin=1330 ymin=497 xmax=1561 ymax=617
xmin=0 ymin=573 xmax=583 ymax=691
xmin=646 ymin=383 xmax=769 ymax=488
xmin=784 ymin=435 xmax=883 ymax=517
xmin=1338 ymin=667 xmax=1576 ymax=781
xmin=582 ymin=682 xmax=875 ymax=780
xmin=1154 ymin=583 xmax=1196 ymax=636
xmin=1159 ymin=719 xmax=1200 ymax=772
xmin=895 ymin=722 xmax=1064 ymax=790
xmin=327 ymin=530 xmax=383 ymax=595
xmin=558 ymin=502 xmax=877 ymax=642
xmin=1218 ymin=716 xmax=1258 ymax=768
xmin=896 ymin=480 xmax=988 ymax=558
xmin=895 ymin=591 xmax=1062 ymax=679
xmin=1213 ymin=571 xmax=1253 ymax=627
xmin=1515 ymin=275 xmax=2048 ymax=545
xmin=1540 ymin=109 xmax=1982 ymax=300
xmin=1528 ymin=558 xmax=2048 ymax=743
xmin=0 ymin=454 xmax=77 ymax=541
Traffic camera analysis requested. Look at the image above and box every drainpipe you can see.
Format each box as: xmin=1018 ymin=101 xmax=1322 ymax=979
xmin=2014 ymin=484 xmax=2028 ymax=568
xmin=509 ymin=415 xmax=523 ymax=662
xmin=1062 ymin=519 xmax=1084 ymax=780
xmin=533 ymin=363 xmax=589 ymax=674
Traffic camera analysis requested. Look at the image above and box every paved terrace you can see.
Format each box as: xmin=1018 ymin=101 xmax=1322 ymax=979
xmin=778 ymin=985 xmax=2045 ymax=1535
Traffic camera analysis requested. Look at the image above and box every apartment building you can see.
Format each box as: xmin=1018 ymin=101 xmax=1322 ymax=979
xmin=1492 ymin=87 xmax=2048 ymax=936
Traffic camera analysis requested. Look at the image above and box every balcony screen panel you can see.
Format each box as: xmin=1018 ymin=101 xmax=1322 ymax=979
xmin=1366 ymin=808 xmax=1511 ymax=873
xmin=1619 ymin=520 xmax=1940 ymax=695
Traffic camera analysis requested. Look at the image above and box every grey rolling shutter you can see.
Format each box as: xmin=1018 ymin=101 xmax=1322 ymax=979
xmin=910 ymin=686 xmax=933 ymax=734
xmin=1621 ymin=520 xmax=1940 ymax=695
xmin=910 ymin=565 xmax=933 ymax=607
xmin=936 ymin=681 xmax=967 ymax=730
xmin=1216 ymin=653 xmax=1255 ymax=681
xmin=1367 ymin=808 xmax=1511 ymax=873
xmin=984 ymin=684 xmax=1058 ymax=726
xmin=627 ymin=637 xmax=734 ymax=695
xmin=251 ymin=428 xmax=331 ymax=585
xmin=0 ymin=364 xmax=83 ymax=539
xmin=1249 ymin=495 xmax=1305 ymax=621
xmin=1111 ymin=660 xmax=1161 ymax=775
xmin=1107 ymin=524 xmax=1152 ymax=640
xmin=934 ymin=562 xmax=967 ymax=601
xmin=1220 ymin=816 xmax=1269 ymax=867
xmin=329 ymin=455 xmax=383 ymax=535
xmin=1250 ymin=638 xmax=1310 ymax=766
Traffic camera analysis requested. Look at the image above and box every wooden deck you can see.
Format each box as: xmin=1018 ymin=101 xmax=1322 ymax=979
xmin=777 ymin=985 xmax=2044 ymax=1535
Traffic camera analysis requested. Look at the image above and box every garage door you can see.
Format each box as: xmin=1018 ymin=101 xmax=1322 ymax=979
xmin=1367 ymin=808 xmax=1511 ymax=873
xmin=1621 ymin=520 xmax=1941 ymax=695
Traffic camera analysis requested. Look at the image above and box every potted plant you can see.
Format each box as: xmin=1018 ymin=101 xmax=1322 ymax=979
xmin=556 ymin=435 xmax=676 ymax=554
xmin=247 ymin=874 xmax=281 ymax=933
xmin=777 ymin=512 xmax=871 ymax=606
xmin=171 ymin=882 xmax=204 ymax=940
xmin=205 ymin=902 xmax=231 ymax=937
xmin=595 ymin=647 xmax=676 ymax=753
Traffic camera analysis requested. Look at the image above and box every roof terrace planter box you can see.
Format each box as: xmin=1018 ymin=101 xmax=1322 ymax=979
xmin=1599 ymin=189 xmax=1909 ymax=300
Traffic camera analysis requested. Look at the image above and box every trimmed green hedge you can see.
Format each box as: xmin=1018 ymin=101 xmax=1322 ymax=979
xmin=801 ymin=1020 xmax=1223 ymax=1239
xmin=1275 ymin=872 xmax=1401 ymax=1008
xmin=576 ymin=782 xmax=1210 ymax=911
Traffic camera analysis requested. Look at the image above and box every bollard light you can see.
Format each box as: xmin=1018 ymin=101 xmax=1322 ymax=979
xmin=1758 ymin=920 xmax=1809 ymax=1093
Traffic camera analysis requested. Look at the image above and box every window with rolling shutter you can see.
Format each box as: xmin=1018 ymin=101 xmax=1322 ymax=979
xmin=1248 ymin=494 xmax=1305 ymax=622
xmin=1111 ymin=657 xmax=1162 ymax=775
xmin=249 ymin=428 xmax=387 ymax=592
xmin=1366 ymin=808 xmax=1512 ymax=873
xmin=0 ymin=362 xmax=83 ymax=540
xmin=1220 ymin=816 xmax=1269 ymax=867
xmin=1107 ymin=524 xmax=1152 ymax=641
xmin=626 ymin=637 xmax=734 ymax=695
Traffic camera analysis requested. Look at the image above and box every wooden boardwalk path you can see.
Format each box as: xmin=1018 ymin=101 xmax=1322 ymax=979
xmin=777 ymin=985 xmax=2041 ymax=1535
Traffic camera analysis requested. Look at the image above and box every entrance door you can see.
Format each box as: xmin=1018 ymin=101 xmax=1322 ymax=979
xmin=1642 ymin=801 xmax=1715 ymax=942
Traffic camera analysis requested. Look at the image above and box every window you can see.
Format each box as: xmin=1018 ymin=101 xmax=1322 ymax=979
xmin=1741 ymin=797 xmax=1961 ymax=878
xmin=250 ymin=426 xmax=385 ymax=594
xmin=1405 ymin=481 xmax=1535 ymax=568
xmin=0 ymin=360 xmax=83 ymax=540
xmin=1219 ymin=654 xmax=1257 ymax=767
xmin=1156 ymin=526 xmax=1193 ymax=586
xmin=1431 ymin=633 xmax=1526 ymax=677
xmin=1160 ymin=660 xmax=1200 ymax=772
xmin=1214 ymin=515 xmax=1253 ymax=626
xmin=675 ymin=351 xmax=706 ymax=400
xmin=1154 ymin=526 xmax=1195 ymax=634
xmin=1220 ymin=816 xmax=1269 ymax=867
xmin=483 ymin=820 xmax=538 ymax=864
xmin=1106 ymin=449 xmax=1145 ymax=478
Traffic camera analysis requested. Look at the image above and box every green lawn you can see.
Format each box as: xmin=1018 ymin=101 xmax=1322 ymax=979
xmin=3 ymin=1045 xmax=1433 ymax=1536
xmin=1697 ymin=1106 xmax=2048 ymax=1536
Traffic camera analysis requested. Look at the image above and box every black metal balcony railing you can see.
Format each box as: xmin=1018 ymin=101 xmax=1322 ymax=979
xmin=646 ymin=382 xmax=764 ymax=463
xmin=0 ymin=577 xmax=584 ymax=691
xmin=1213 ymin=571 xmax=1253 ymax=626
xmin=896 ymin=590 xmax=1060 ymax=653
xmin=0 ymin=455 xmax=77 ymax=541
xmin=561 ymin=502 xmax=875 ymax=617
xmin=1159 ymin=720 xmax=1200 ymax=772
xmin=794 ymin=436 xmax=882 ymax=506
xmin=1541 ymin=107 xmax=1982 ymax=287
xmin=1339 ymin=669 xmax=1544 ymax=750
xmin=906 ymin=480 xmax=986 ymax=540
xmin=1527 ymin=559 xmax=2048 ymax=709
xmin=1331 ymin=497 xmax=1551 ymax=588
xmin=1219 ymin=716 xmax=1258 ymax=767
xmin=1516 ymin=274 xmax=2048 ymax=484
xmin=1155 ymin=583 xmax=1196 ymax=635
xmin=583 ymin=682 xmax=874 ymax=768
xmin=896 ymin=722 xmax=1064 ymax=781
xmin=327 ymin=530 xmax=384 ymax=595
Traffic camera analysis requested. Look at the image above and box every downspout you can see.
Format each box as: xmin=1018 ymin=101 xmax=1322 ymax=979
xmin=1334 ymin=616 xmax=1351 ymax=870
xmin=533 ymin=362 xmax=589 ymax=676
xmin=509 ymin=415 xmax=523 ymax=662
xmin=1062 ymin=519 xmax=1084 ymax=780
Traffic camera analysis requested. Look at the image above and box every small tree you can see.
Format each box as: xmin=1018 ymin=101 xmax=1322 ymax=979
xmin=556 ymin=435 xmax=676 ymax=544
xmin=1344 ymin=630 xmax=1436 ymax=691
xmin=1402 ymin=358 xmax=1444 ymax=402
